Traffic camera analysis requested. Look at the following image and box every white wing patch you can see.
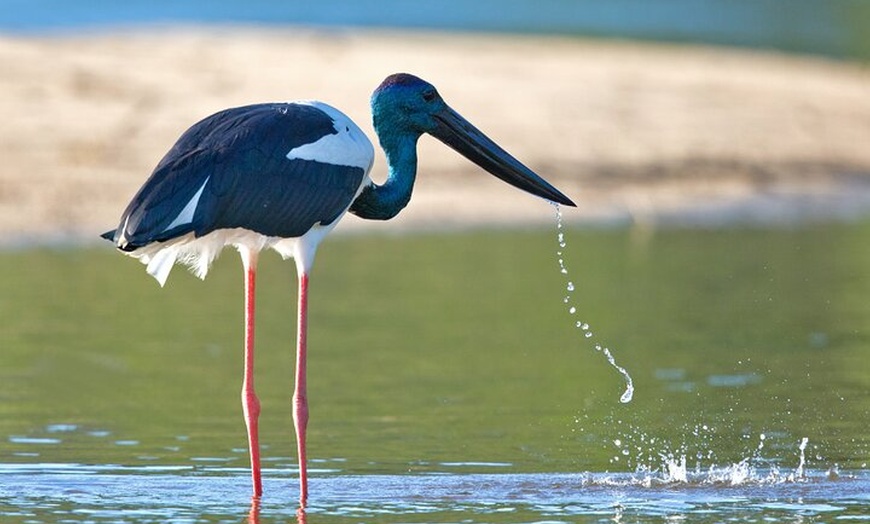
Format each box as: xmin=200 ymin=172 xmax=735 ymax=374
xmin=164 ymin=176 xmax=209 ymax=232
xmin=286 ymin=101 xmax=374 ymax=172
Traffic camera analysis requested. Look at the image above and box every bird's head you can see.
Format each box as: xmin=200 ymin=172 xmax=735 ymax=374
xmin=371 ymin=73 xmax=446 ymax=135
xmin=371 ymin=73 xmax=575 ymax=207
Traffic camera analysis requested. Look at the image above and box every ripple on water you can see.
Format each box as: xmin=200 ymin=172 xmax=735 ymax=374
xmin=7 ymin=436 xmax=61 ymax=445
xmin=0 ymin=463 xmax=867 ymax=523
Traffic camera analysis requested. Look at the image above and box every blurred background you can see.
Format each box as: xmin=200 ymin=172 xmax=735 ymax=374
xmin=2 ymin=0 xmax=870 ymax=60
xmin=1 ymin=0 xmax=869 ymax=240
xmin=1 ymin=2 xmax=869 ymax=521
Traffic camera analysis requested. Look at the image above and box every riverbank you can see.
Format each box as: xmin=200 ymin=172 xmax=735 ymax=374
xmin=2 ymin=28 xmax=869 ymax=244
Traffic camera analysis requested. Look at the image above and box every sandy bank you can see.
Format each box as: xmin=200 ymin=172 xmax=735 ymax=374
xmin=1 ymin=28 xmax=869 ymax=243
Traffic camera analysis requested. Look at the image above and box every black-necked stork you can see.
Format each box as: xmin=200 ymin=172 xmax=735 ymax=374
xmin=102 ymin=73 xmax=575 ymax=506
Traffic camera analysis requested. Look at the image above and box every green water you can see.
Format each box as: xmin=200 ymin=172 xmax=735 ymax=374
xmin=1 ymin=224 xmax=868 ymax=494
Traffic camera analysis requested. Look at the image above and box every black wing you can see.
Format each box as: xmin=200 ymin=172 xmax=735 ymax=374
xmin=103 ymin=103 xmax=366 ymax=250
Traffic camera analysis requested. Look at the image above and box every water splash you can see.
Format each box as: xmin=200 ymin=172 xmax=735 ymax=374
xmin=793 ymin=437 xmax=809 ymax=480
xmin=603 ymin=420 xmax=818 ymax=486
xmin=2 ymin=462 xmax=865 ymax=523
xmin=552 ymin=204 xmax=634 ymax=403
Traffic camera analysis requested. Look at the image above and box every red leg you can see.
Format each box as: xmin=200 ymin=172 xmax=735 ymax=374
xmin=293 ymin=272 xmax=310 ymax=507
xmin=241 ymin=250 xmax=263 ymax=498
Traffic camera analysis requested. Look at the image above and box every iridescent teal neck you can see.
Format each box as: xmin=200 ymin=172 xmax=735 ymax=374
xmin=349 ymin=99 xmax=422 ymax=221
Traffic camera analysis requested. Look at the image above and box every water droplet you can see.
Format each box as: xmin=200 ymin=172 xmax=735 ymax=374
xmin=552 ymin=204 xmax=634 ymax=406
xmin=619 ymin=385 xmax=634 ymax=404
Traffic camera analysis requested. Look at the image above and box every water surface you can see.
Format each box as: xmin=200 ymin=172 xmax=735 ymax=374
xmin=3 ymin=464 xmax=868 ymax=523
xmin=1 ymin=224 xmax=868 ymax=521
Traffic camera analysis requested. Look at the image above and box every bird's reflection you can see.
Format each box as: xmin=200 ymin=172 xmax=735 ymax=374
xmin=245 ymin=496 xmax=307 ymax=524
xmin=246 ymin=496 xmax=260 ymax=524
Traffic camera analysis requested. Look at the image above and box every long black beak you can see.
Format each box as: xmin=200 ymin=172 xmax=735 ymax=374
xmin=430 ymin=105 xmax=576 ymax=207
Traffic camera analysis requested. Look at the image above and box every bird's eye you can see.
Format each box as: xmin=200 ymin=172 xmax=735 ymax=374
xmin=422 ymin=90 xmax=436 ymax=102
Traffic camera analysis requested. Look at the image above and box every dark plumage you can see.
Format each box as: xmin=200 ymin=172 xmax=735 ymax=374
xmin=103 ymin=103 xmax=366 ymax=250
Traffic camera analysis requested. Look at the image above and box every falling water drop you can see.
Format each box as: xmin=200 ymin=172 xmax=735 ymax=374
xmin=598 ymin=346 xmax=634 ymax=403
xmin=552 ymin=203 xmax=634 ymax=404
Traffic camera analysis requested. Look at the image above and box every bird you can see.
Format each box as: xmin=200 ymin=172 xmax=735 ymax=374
xmin=101 ymin=72 xmax=575 ymax=507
